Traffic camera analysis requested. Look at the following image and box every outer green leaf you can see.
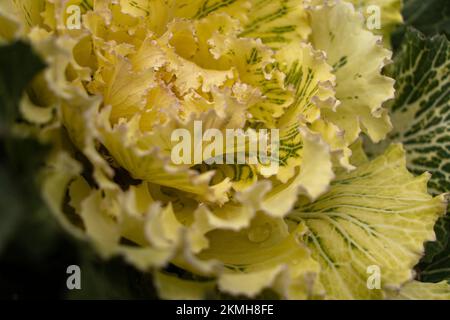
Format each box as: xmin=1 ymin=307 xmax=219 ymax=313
xmin=402 ymin=0 xmax=449 ymax=37
xmin=0 ymin=41 xmax=45 ymax=126
xmin=419 ymin=246 xmax=450 ymax=283
xmin=66 ymin=245 xmax=158 ymax=300
xmin=0 ymin=166 xmax=23 ymax=253
xmin=0 ymin=41 xmax=45 ymax=253
xmin=392 ymin=0 xmax=450 ymax=47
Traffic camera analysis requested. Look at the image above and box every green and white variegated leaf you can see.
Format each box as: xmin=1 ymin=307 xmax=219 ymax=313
xmin=288 ymin=144 xmax=446 ymax=299
xmin=419 ymin=214 xmax=450 ymax=267
xmin=385 ymin=29 xmax=449 ymax=195
xmin=419 ymin=244 xmax=450 ymax=283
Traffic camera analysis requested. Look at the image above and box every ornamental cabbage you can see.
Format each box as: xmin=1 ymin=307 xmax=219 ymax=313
xmin=0 ymin=0 xmax=448 ymax=299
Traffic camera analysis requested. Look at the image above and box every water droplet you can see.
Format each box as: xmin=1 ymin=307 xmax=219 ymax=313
xmin=248 ymin=223 xmax=271 ymax=243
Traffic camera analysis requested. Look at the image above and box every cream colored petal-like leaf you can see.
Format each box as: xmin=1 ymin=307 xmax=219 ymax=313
xmin=260 ymin=129 xmax=334 ymax=217
xmin=198 ymin=215 xmax=320 ymax=298
xmin=274 ymin=41 xmax=337 ymax=182
xmin=288 ymin=144 xmax=446 ymax=299
xmin=154 ymin=271 xmax=216 ymax=300
xmin=309 ymin=1 xmax=395 ymax=144
xmin=386 ymin=280 xmax=450 ymax=300
xmin=163 ymin=0 xmax=310 ymax=49
xmin=346 ymin=0 xmax=403 ymax=47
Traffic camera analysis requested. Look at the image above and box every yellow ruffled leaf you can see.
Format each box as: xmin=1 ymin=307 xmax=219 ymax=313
xmin=289 ymin=144 xmax=446 ymax=299
xmin=41 ymin=151 xmax=84 ymax=238
xmin=134 ymin=0 xmax=310 ymax=49
xmin=260 ymin=129 xmax=334 ymax=217
xmin=97 ymin=109 xmax=217 ymax=199
xmin=198 ymin=215 xmax=320 ymax=298
xmin=386 ymin=281 xmax=450 ymax=300
xmin=274 ymin=42 xmax=337 ymax=181
xmin=0 ymin=0 xmax=45 ymax=35
xmin=347 ymin=0 xmax=403 ymax=47
xmin=68 ymin=175 xmax=179 ymax=269
xmin=154 ymin=271 xmax=216 ymax=300
xmin=276 ymin=42 xmax=336 ymax=124
xmin=309 ymin=1 xmax=395 ymax=144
